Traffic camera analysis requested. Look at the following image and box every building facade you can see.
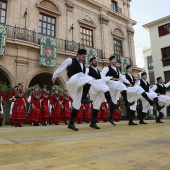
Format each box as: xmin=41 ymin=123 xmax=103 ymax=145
xmin=0 ymin=0 xmax=140 ymax=90
xmin=143 ymin=16 xmax=170 ymax=117
xmin=143 ymin=47 xmax=155 ymax=86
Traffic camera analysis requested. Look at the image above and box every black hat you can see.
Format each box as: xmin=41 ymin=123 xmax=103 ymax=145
xmin=126 ymin=65 xmax=132 ymax=70
xmin=89 ymin=57 xmax=96 ymax=62
xmin=109 ymin=54 xmax=116 ymax=61
xmin=77 ymin=49 xmax=87 ymax=55
xmin=141 ymin=72 xmax=147 ymax=76
xmin=156 ymin=77 xmax=162 ymax=82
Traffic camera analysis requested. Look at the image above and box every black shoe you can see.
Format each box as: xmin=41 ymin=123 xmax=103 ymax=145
xmin=68 ymin=124 xmax=79 ymax=131
xmin=90 ymin=123 xmax=100 ymax=129
xmin=108 ymin=118 xmax=116 ymax=126
xmin=139 ymin=120 xmax=147 ymax=124
xmin=126 ymin=101 xmax=135 ymax=107
xmin=128 ymin=121 xmax=138 ymax=126
xmin=156 ymin=120 xmax=164 ymax=123
xmin=65 ymin=122 xmax=68 ymax=125
xmin=55 ymin=123 xmax=59 ymax=125
xmin=81 ymin=98 xmax=93 ymax=104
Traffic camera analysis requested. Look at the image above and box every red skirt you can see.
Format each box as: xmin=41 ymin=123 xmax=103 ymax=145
xmin=100 ymin=103 xmax=108 ymax=122
xmin=51 ymin=101 xmax=61 ymax=123
xmin=83 ymin=104 xmax=91 ymax=122
xmin=62 ymin=101 xmax=71 ymax=122
xmin=11 ymin=99 xmax=26 ymax=124
xmin=113 ymin=108 xmax=122 ymax=121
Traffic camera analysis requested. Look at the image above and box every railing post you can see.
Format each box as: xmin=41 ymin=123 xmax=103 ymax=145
xmin=13 ymin=25 xmax=16 ymax=39
xmin=33 ymin=30 xmax=36 ymax=43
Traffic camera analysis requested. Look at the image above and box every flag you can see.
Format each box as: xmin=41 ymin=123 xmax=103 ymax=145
xmin=40 ymin=35 xmax=57 ymax=67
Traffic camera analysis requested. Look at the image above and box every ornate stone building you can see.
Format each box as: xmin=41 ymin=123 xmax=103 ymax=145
xmin=0 ymin=0 xmax=140 ymax=89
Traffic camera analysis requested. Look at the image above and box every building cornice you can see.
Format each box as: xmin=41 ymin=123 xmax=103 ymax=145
xmin=143 ymin=15 xmax=170 ymax=29
xmin=77 ymin=0 xmax=136 ymax=25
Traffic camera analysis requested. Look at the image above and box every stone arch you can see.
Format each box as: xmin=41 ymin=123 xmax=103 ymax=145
xmin=37 ymin=0 xmax=61 ymax=15
xmin=0 ymin=65 xmax=14 ymax=87
xmin=26 ymin=70 xmax=66 ymax=90
xmin=112 ymin=27 xmax=125 ymax=38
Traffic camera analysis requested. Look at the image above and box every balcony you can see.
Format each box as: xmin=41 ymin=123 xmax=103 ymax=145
xmin=6 ymin=25 xmax=103 ymax=59
xmin=111 ymin=3 xmax=122 ymax=14
xmin=114 ymin=54 xmax=131 ymax=65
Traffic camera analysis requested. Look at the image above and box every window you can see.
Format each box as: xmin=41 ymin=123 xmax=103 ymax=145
xmin=164 ymin=71 xmax=170 ymax=91
xmin=111 ymin=1 xmax=117 ymax=11
xmin=0 ymin=1 xmax=7 ymax=24
xmin=39 ymin=14 xmax=56 ymax=37
xmin=158 ymin=23 xmax=170 ymax=37
xmin=161 ymin=47 xmax=170 ymax=66
xmin=149 ymin=71 xmax=155 ymax=85
xmin=114 ymin=39 xmax=122 ymax=56
xmin=80 ymin=27 xmax=93 ymax=47
xmin=147 ymin=56 xmax=154 ymax=70
xmin=111 ymin=0 xmax=122 ymax=13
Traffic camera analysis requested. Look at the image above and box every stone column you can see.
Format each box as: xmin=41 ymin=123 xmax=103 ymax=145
xmin=127 ymin=26 xmax=136 ymax=66
xmin=15 ymin=58 xmax=29 ymax=88
xmin=99 ymin=9 xmax=109 ymax=59
xmin=65 ymin=0 xmax=74 ymax=41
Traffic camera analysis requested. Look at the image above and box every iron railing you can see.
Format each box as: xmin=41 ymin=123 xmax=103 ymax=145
xmin=6 ymin=25 xmax=103 ymax=59
xmin=114 ymin=54 xmax=131 ymax=65
xmin=111 ymin=3 xmax=122 ymax=14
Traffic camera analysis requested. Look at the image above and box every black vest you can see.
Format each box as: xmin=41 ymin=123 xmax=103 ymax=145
xmin=155 ymin=83 xmax=166 ymax=95
xmin=67 ymin=58 xmax=86 ymax=78
xmin=125 ymin=74 xmax=136 ymax=86
xmin=106 ymin=66 xmax=119 ymax=78
xmin=88 ymin=66 xmax=101 ymax=79
xmin=140 ymin=79 xmax=150 ymax=92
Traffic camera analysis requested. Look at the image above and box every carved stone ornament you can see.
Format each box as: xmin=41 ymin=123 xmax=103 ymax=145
xmin=78 ymin=15 xmax=97 ymax=28
xmin=99 ymin=14 xmax=109 ymax=25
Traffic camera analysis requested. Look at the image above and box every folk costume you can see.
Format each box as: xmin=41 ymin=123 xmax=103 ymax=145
xmin=52 ymin=49 xmax=94 ymax=131
xmin=8 ymin=83 xmax=27 ymax=127
xmin=151 ymin=77 xmax=170 ymax=123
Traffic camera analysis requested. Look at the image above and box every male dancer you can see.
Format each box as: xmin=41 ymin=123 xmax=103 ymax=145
xmin=151 ymin=77 xmax=170 ymax=123
xmin=125 ymin=65 xmax=154 ymax=125
xmin=136 ymin=72 xmax=164 ymax=124
xmin=101 ymin=55 xmax=135 ymax=112
xmin=85 ymin=57 xmax=119 ymax=129
xmin=52 ymin=49 xmax=94 ymax=131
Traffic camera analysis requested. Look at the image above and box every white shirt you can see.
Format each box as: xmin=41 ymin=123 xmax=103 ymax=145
xmin=151 ymin=81 xmax=170 ymax=92
xmin=52 ymin=58 xmax=83 ymax=78
xmin=101 ymin=66 xmax=130 ymax=84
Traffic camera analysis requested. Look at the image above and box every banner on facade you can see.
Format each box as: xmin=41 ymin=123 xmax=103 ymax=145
xmin=121 ymin=57 xmax=131 ymax=74
xmin=0 ymin=24 xmax=7 ymax=56
xmin=85 ymin=47 xmax=98 ymax=67
xmin=39 ymin=35 xmax=57 ymax=67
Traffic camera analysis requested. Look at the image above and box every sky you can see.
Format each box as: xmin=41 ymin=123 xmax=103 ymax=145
xmin=131 ymin=0 xmax=170 ymax=68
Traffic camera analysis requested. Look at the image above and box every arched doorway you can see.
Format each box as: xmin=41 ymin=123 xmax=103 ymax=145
xmin=28 ymin=72 xmax=64 ymax=90
xmin=0 ymin=68 xmax=10 ymax=85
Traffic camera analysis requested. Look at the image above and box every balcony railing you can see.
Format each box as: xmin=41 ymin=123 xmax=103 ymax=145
xmin=6 ymin=25 xmax=103 ymax=59
xmin=114 ymin=54 xmax=131 ymax=65
xmin=111 ymin=3 xmax=122 ymax=14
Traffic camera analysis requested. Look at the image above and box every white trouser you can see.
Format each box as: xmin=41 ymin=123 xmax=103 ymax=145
xmin=158 ymin=95 xmax=170 ymax=115
xmin=106 ymin=80 xmax=127 ymax=104
xmin=127 ymin=85 xmax=145 ymax=111
xmin=66 ymin=73 xmax=94 ymax=110
xmin=89 ymin=79 xmax=109 ymax=110
xmin=141 ymin=91 xmax=157 ymax=113
xmin=0 ymin=103 xmax=3 ymax=114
